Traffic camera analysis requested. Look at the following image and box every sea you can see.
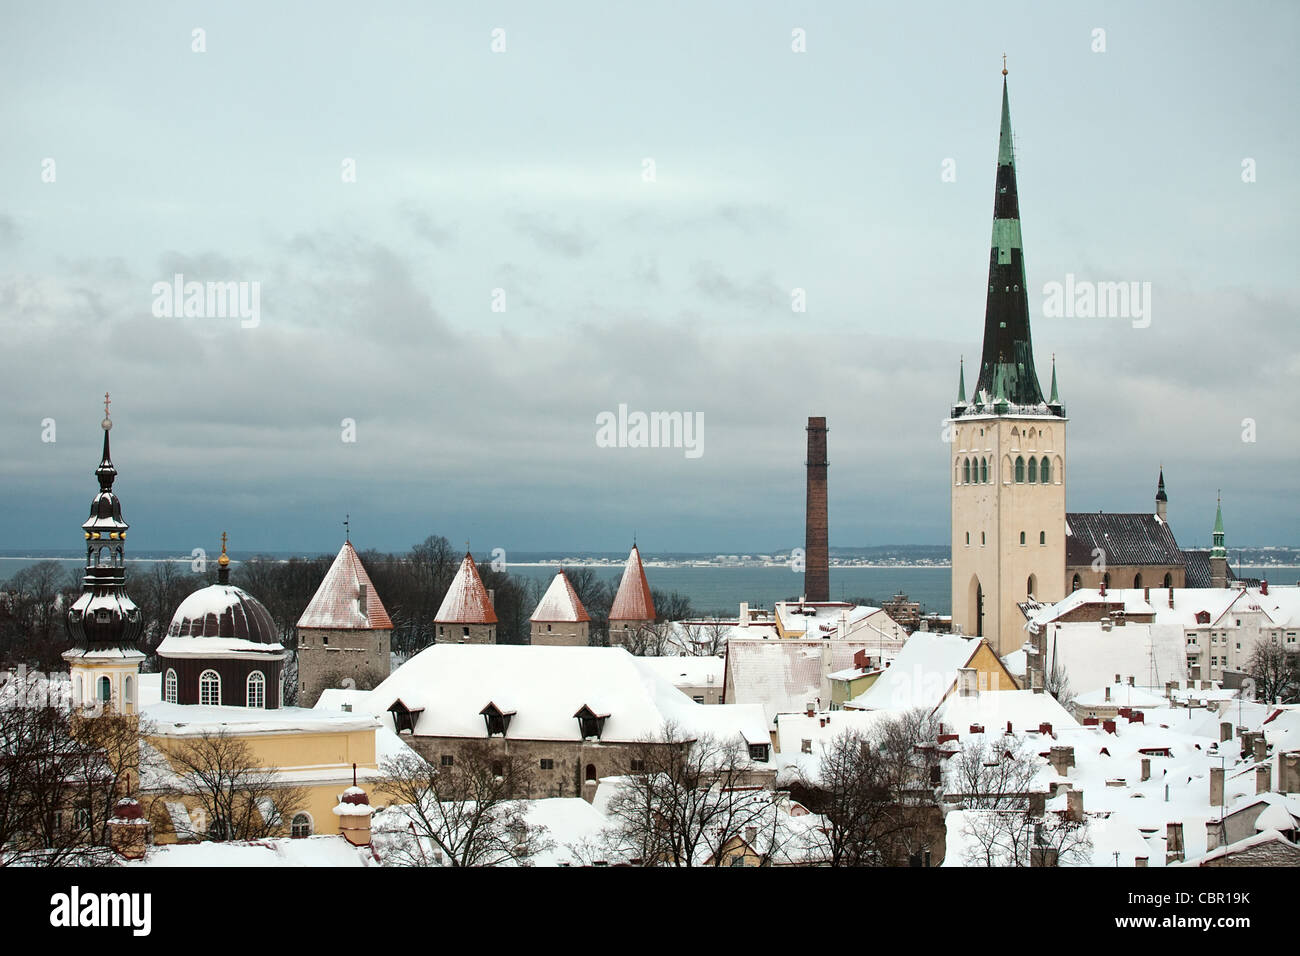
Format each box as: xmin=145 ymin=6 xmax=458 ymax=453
xmin=5 ymin=553 xmax=1299 ymax=618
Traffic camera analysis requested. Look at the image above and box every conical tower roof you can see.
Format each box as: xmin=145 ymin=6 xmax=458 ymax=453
xmin=435 ymin=552 xmax=499 ymax=624
xmin=531 ymin=569 xmax=591 ymax=623
xmin=297 ymin=540 xmax=393 ymax=630
xmin=610 ymin=545 xmax=656 ymax=623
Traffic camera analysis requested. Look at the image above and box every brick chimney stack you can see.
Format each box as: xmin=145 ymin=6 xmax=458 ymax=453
xmin=805 ymin=416 xmax=830 ymax=602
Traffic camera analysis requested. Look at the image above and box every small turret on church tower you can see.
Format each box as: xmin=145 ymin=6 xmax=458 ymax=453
xmin=1209 ymin=494 xmax=1228 ymax=588
xmin=946 ymin=64 xmax=1068 ymax=657
xmin=64 ymin=395 xmax=145 ymax=715
xmin=1155 ymin=467 xmax=1168 ymax=522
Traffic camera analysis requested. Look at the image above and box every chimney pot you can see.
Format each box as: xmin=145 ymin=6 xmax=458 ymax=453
xmin=1141 ymin=757 xmax=1151 ymax=782
xmin=1253 ymin=738 xmax=1267 ymax=764
xmin=1257 ymin=765 xmax=1272 ymax=794
xmin=1210 ymin=767 xmax=1224 ymax=808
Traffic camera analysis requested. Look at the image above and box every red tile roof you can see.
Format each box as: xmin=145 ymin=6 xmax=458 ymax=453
xmin=609 ymin=545 xmax=656 ymax=622
xmin=436 ymin=553 xmax=499 ymax=624
xmin=531 ymin=570 xmax=591 ymax=623
xmin=297 ymin=541 xmax=393 ymax=630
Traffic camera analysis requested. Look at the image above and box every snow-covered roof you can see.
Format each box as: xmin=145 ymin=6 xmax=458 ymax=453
xmin=1028 ymin=586 xmax=1300 ymax=631
xmin=935 ymin=690 xmax=1079 ymax=736
xmin=155 ymin=635 xmax=285 ymax=659
xmin=724 ymin=637 xmax=876 ymax=725
xmin=297 ymin=540 xmax=393 ymax=631
xmin=130 ymin=836 xmax=374 ymax=868
xmin=1039 ymin=621 xmax=1188 ymax=697
xmin=435 ymin=553 xmax=498 ymax=625
xmin=634 ymin=655 xmax=724 ymax=688
xmin=143 ymin=701 xmax=380 ymax=737
xmin=845 ymin=633 xmax=986 ymax=713
xmin=773 ymin=709 xmax=897 ymax=785
xmin=1074 ymin=683 xmax=1169 ymax=709
xmin=609 ymin=545 xmax=655 ymax=622
xmin=773 ymin=602 xmax=906 ymax=650
xmin=359 ymin=644 xmax=769 ymax=749
xmin=530 ymin=570 xmax=590 ymax=623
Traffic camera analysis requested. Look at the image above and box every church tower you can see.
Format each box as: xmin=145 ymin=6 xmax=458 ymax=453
xmin=948 ymin=67 xmax=1067 ymax=657
xmin=64 ymin=395 xmax=145 ymax=714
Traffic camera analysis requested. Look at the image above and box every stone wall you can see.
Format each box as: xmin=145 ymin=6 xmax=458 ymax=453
xmin=531 ymin=621 xmax=589 ymax=646
xmin=298 ymin=626 xmax=391 ymax=707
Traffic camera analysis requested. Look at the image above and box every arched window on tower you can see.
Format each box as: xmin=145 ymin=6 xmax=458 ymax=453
xmin=164 ymin=669 xmax=177 ymax=704
xmin=980 ymin=458 xmax=988 ymax=483
xmin=1027 ymin=574 xmax=1037 ymax=598
xmin=963 ymin=458 xmax=971 ymax=484
xmin=1039 ymin=531 xmax=1046 ymax=545
xmin=98 ymin=676 xmax=112 ymax=704
xmin=1040 ymin=457 xmax=1051 ymax=483
xmin=1015 ymin=457 xmax=1025 ymax=483
xmin=1020 ymin=531 xmax=1026 ymax=545
xmin=124 ymin=675 xmax=134 ymax=710
xmin=199 ymin=669 xmax=221 ymax=707
xmin=1072 ymin=574 xmax=1082 ymax=591
xmin=1027 ymin=457 xmax=1038 ymax=483
xmin=1163 ymin=572 xmax=1173 ymax=588
xmin=1133 ymin=574 xmax=1143 ymax=589
xmin=246 ymin=671 xmax=266 ymax=709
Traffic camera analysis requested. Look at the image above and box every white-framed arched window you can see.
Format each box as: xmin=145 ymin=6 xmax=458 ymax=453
xmin=199 ymin=669 xmax=222 ymax=707
xmin=164 ymin=669 xmax=178 ymax=704
xmin=290 ymin=812 xmax=313 ymax=839
xmin=98 ymin=675 xmax=112 ymax=704
xmin=246 ymin=671 xmax=266 ymax=708
xmin=123 ymin=675 xmax=134 ymax=708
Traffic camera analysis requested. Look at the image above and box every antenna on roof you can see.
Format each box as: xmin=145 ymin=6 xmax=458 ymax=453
xmin=344 ymin=514 xmax=350 ymax=543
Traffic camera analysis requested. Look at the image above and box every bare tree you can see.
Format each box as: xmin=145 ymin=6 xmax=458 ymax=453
xmin=0 ymin=671 xmax=159 ymax=865
xmin=152 ymin=730 xmax=307 ymax=842
xmin=794 ymin=708 xmax=941 ymax=867
xmin=1044 ymin=657 xmax=1075 ymax=709
xmin=1245 ymin=640 xmax=1299 ymax=705
xmin=373 ymin=744 xmax=548 ymax=866
xmin=953 ymin=736 xmax=1090 ymax=867
xmin=599 ymin=723 xmax=782 ymax=867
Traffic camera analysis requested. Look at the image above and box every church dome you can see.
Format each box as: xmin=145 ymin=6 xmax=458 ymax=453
xmin=165 ymin=583 xmax=281 ymax=646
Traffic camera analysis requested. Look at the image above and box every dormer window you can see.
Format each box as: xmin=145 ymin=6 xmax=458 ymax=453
xmin=479 ymin=702 xmax=516 ymax=737
xmin=574 ymin=705 xmax=609 ymax=740
xmin=748 ymin=743 xmax=769 ymax=762
xmin=387 ymin=698 xmax=424 ymax=735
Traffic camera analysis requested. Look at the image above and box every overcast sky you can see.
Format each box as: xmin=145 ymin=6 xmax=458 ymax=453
xmin=3 ymin=1 xmax=1297 ymax=556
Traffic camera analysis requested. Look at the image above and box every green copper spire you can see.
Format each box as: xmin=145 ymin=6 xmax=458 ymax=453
xmin=1210 ymin=493 xmax=1226 ymax=558
xmin=969 ymin=65 xmax=1050 ymax=415
xmin=957 ymin=356 xmax=967 ymax=403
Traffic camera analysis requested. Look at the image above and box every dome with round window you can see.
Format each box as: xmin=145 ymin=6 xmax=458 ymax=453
xmin=157 ymin=535 xmax=286 ymax=709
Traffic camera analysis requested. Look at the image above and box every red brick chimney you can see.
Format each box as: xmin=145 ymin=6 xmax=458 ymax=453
xmin=805 ymin=416 xmax=829 ymax=602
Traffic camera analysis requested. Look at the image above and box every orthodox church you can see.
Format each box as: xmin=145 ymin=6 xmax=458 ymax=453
xmin=62 ymin=401 xmax=393 ymax=847
xmin=947 ymin=69 xmax=1241 ymax=658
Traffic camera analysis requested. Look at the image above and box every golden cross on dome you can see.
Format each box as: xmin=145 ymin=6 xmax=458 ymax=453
xmin=221 ymin=531 xmax=228 ymax=555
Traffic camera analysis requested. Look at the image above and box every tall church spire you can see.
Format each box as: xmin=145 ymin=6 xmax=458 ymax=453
xmin=971 ymin=69 xmax=1050 ymax=413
